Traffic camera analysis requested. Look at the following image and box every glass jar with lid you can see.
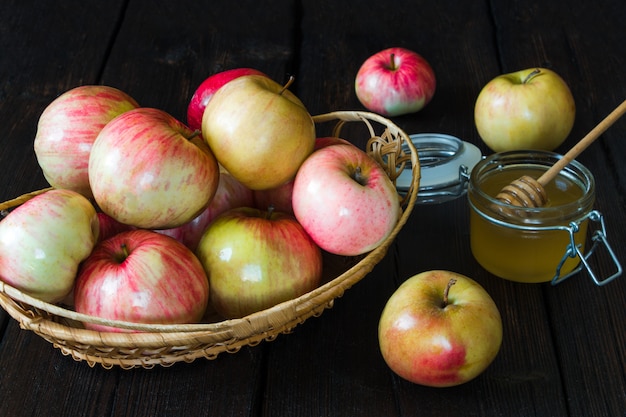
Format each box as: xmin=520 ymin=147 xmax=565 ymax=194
xmin=468 ymin=150 xmax=621 ymax=285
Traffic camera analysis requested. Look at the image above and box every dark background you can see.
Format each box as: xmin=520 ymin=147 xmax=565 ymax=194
xmin=1 ymin=1 xmax=625 ymax=416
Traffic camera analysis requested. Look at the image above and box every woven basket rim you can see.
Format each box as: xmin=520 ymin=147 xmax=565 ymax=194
xmin=0 ymin=110 xmax=420 ymax=367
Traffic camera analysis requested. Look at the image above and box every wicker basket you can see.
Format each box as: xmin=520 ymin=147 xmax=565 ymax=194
xmin=0 ymin=111 xmax=420 ymax=369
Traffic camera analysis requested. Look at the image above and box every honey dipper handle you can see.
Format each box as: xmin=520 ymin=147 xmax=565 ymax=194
xmin=537 ymin=99 xmax=626 ymax=187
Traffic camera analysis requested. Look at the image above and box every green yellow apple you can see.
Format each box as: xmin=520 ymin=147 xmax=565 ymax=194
xmin=201 ymin=75 xmax=316 ymax=190
xmin=0 ymin=189 xmax=99 ymax=302
xmin=474 ymin=67 xmax=575 ymax=152
xmin=196 ymin=207 xmax=322 ymax=319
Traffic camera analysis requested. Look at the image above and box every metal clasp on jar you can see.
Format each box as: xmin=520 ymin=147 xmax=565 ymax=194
xmin=552 ymin=210 xmax=622 ymax=286
xmin=396 ymin=133 xmax=482 ymax=204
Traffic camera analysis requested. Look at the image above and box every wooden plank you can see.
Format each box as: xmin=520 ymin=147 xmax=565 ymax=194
xmin=0 ymin=327 xmax=121 ymax=416
xmin=487 ymin=0 xmax=626 ymax=415
xmin=261 ymin=1 xmax=568 ymax=416
xmin=98 ymin=0 xmax=300 ymax=123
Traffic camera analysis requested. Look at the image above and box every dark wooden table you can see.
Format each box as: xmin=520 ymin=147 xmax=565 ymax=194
xmin=1 ymin=1 xmax=625 ymax=416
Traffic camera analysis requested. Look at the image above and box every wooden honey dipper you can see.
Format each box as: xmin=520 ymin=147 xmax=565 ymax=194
xmin=495 ymin=99 xmax=626 ymax=208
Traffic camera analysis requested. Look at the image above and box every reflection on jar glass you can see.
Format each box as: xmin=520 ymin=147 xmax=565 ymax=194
xmin=468 ymin=150 xmax=595 ymax=283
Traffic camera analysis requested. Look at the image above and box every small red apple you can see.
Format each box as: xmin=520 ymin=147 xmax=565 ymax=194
xmin=355 ymin=47 xmax=436 ymax=117
xmin=378 ymin=270 xmax=503 ymax=387
xmin=186 ymin=68 xmax=267 ymax=131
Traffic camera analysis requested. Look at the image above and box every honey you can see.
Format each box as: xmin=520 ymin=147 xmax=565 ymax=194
xmin=468 ymin=151 xmax=595 ymax=283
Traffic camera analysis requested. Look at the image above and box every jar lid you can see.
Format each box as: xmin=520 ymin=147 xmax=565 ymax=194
xmin=397 ymin=133 xmax=482 ymax=204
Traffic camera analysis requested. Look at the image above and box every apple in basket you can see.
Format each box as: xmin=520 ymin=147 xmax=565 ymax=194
xmin=74 ymin=229 xmax=209 ymax=332
xmin=155 ymin=170 xmax=254 ymax=251
xmin=201 ymin=74 xmax=316 ymax=190
xmin=89 ymin=107 xmax=220 ymax=230
xmin=187 ymin=67 xmax=267 ymax=131
xmin=292 ymin=143 xmax=401 ymax=256
xmin=0 ymin=189 xmax=99 ymax=303
xmin=34 ymin=85 xmax=139 ymax=198
xmin=378 ymin=270 xmax=503 ymax=387
xmin=252 ymin=137 xmax=352 ymax=214
xmin=97 ymin=212 xmax=135 ymax=242
xmin=196 ymin=207 xmax=323 ymax=319
xmin=253 ymin=180 xmax=294 ymax=214
xmin=474 ymin=67 xmax=576 ymax=152
xmin=355 ymin=47 xmax=436 ymax=117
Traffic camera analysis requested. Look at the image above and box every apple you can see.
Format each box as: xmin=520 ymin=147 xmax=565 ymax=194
xmin=474 ymin=67 xmax=576 ymax=152
xmin=97 ymin=212 xmax=135 ymax=242
xmin=186 ymin=68 xmax=267 ymax=131
xmin=0 ymin=189 xmax=99 ymax=302
xmin=155 ymin=170 xmax=254 ymax=250
xmin=252 ymin=137 xmax=355 ymax=213
xmin=34 ymin=85 xmax=139 ymax=198
xmin=314 ymin=136 xmax=353 ymax=150
xmin=292 ymin=143 xmax=400 ymax=256
xmin=196 ymin=206 xmax=323 ymax=319
xmin=202 ymin=74 xmax=316 ymax=190
xmin=253 ymin=180 xmax=294 ymax=214
xmin=89 ymin=107 xmax=220 ymax=230
xmin=378 ymin=270 xmax=503 ymax=387
xmin=355 ymin=47 xmax=436 ymax=117
xmin=74 ymin=229 xmax=209 ymax=332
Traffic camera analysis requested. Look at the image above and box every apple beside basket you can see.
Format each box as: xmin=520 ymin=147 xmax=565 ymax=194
xmin=0 ymin=111 xmax=420 ymax=369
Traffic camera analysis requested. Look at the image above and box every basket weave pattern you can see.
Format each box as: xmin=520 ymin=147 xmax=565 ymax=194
xmin=0 ymin=111 xmax=420 ymax=369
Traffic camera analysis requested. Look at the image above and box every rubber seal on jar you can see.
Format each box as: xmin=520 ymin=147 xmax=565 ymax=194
xmin=396 ymin=133 xmax=482 ymax=204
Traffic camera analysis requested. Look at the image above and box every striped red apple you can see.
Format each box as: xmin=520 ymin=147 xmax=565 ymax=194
xmin=355 ymin=47 xmax=436 ymax=117
xmin=74 ymin=229 xmax=209 ymax=332
xmin=89 ymin=107 xmax=220 ymax=230
xmin=34 ymin=85 xmax=139 ymax=198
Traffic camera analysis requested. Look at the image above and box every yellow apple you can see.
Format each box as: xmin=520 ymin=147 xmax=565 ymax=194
xmin=474 ymin=68 xmax=575 ymax=152
xmin=202 ymin=75 xmax=316 ymax=190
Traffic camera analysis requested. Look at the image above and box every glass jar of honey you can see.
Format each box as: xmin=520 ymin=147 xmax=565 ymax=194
xmin=468 ymin=150 xmax=621 ymax=285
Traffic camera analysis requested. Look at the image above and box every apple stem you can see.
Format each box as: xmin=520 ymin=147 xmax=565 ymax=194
xmin=441 ymin=278 xmax=457 ymax=308
xmin=186 ymin=129 xmax=202 ymax=141
xmin=353 ymin=166 xmax=367 ymax=185
xmin=522 ymin=68 xmax=542 ymax=84
xmin=389 ymin=53 xmax=397 ymax=71
xmin=114 ymin=243 xmax=130 ymax=263
xmin=266 ymin=205 xmax=275 ymax=219
xmin=279 ymin=76 xmax=295 ymax=96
